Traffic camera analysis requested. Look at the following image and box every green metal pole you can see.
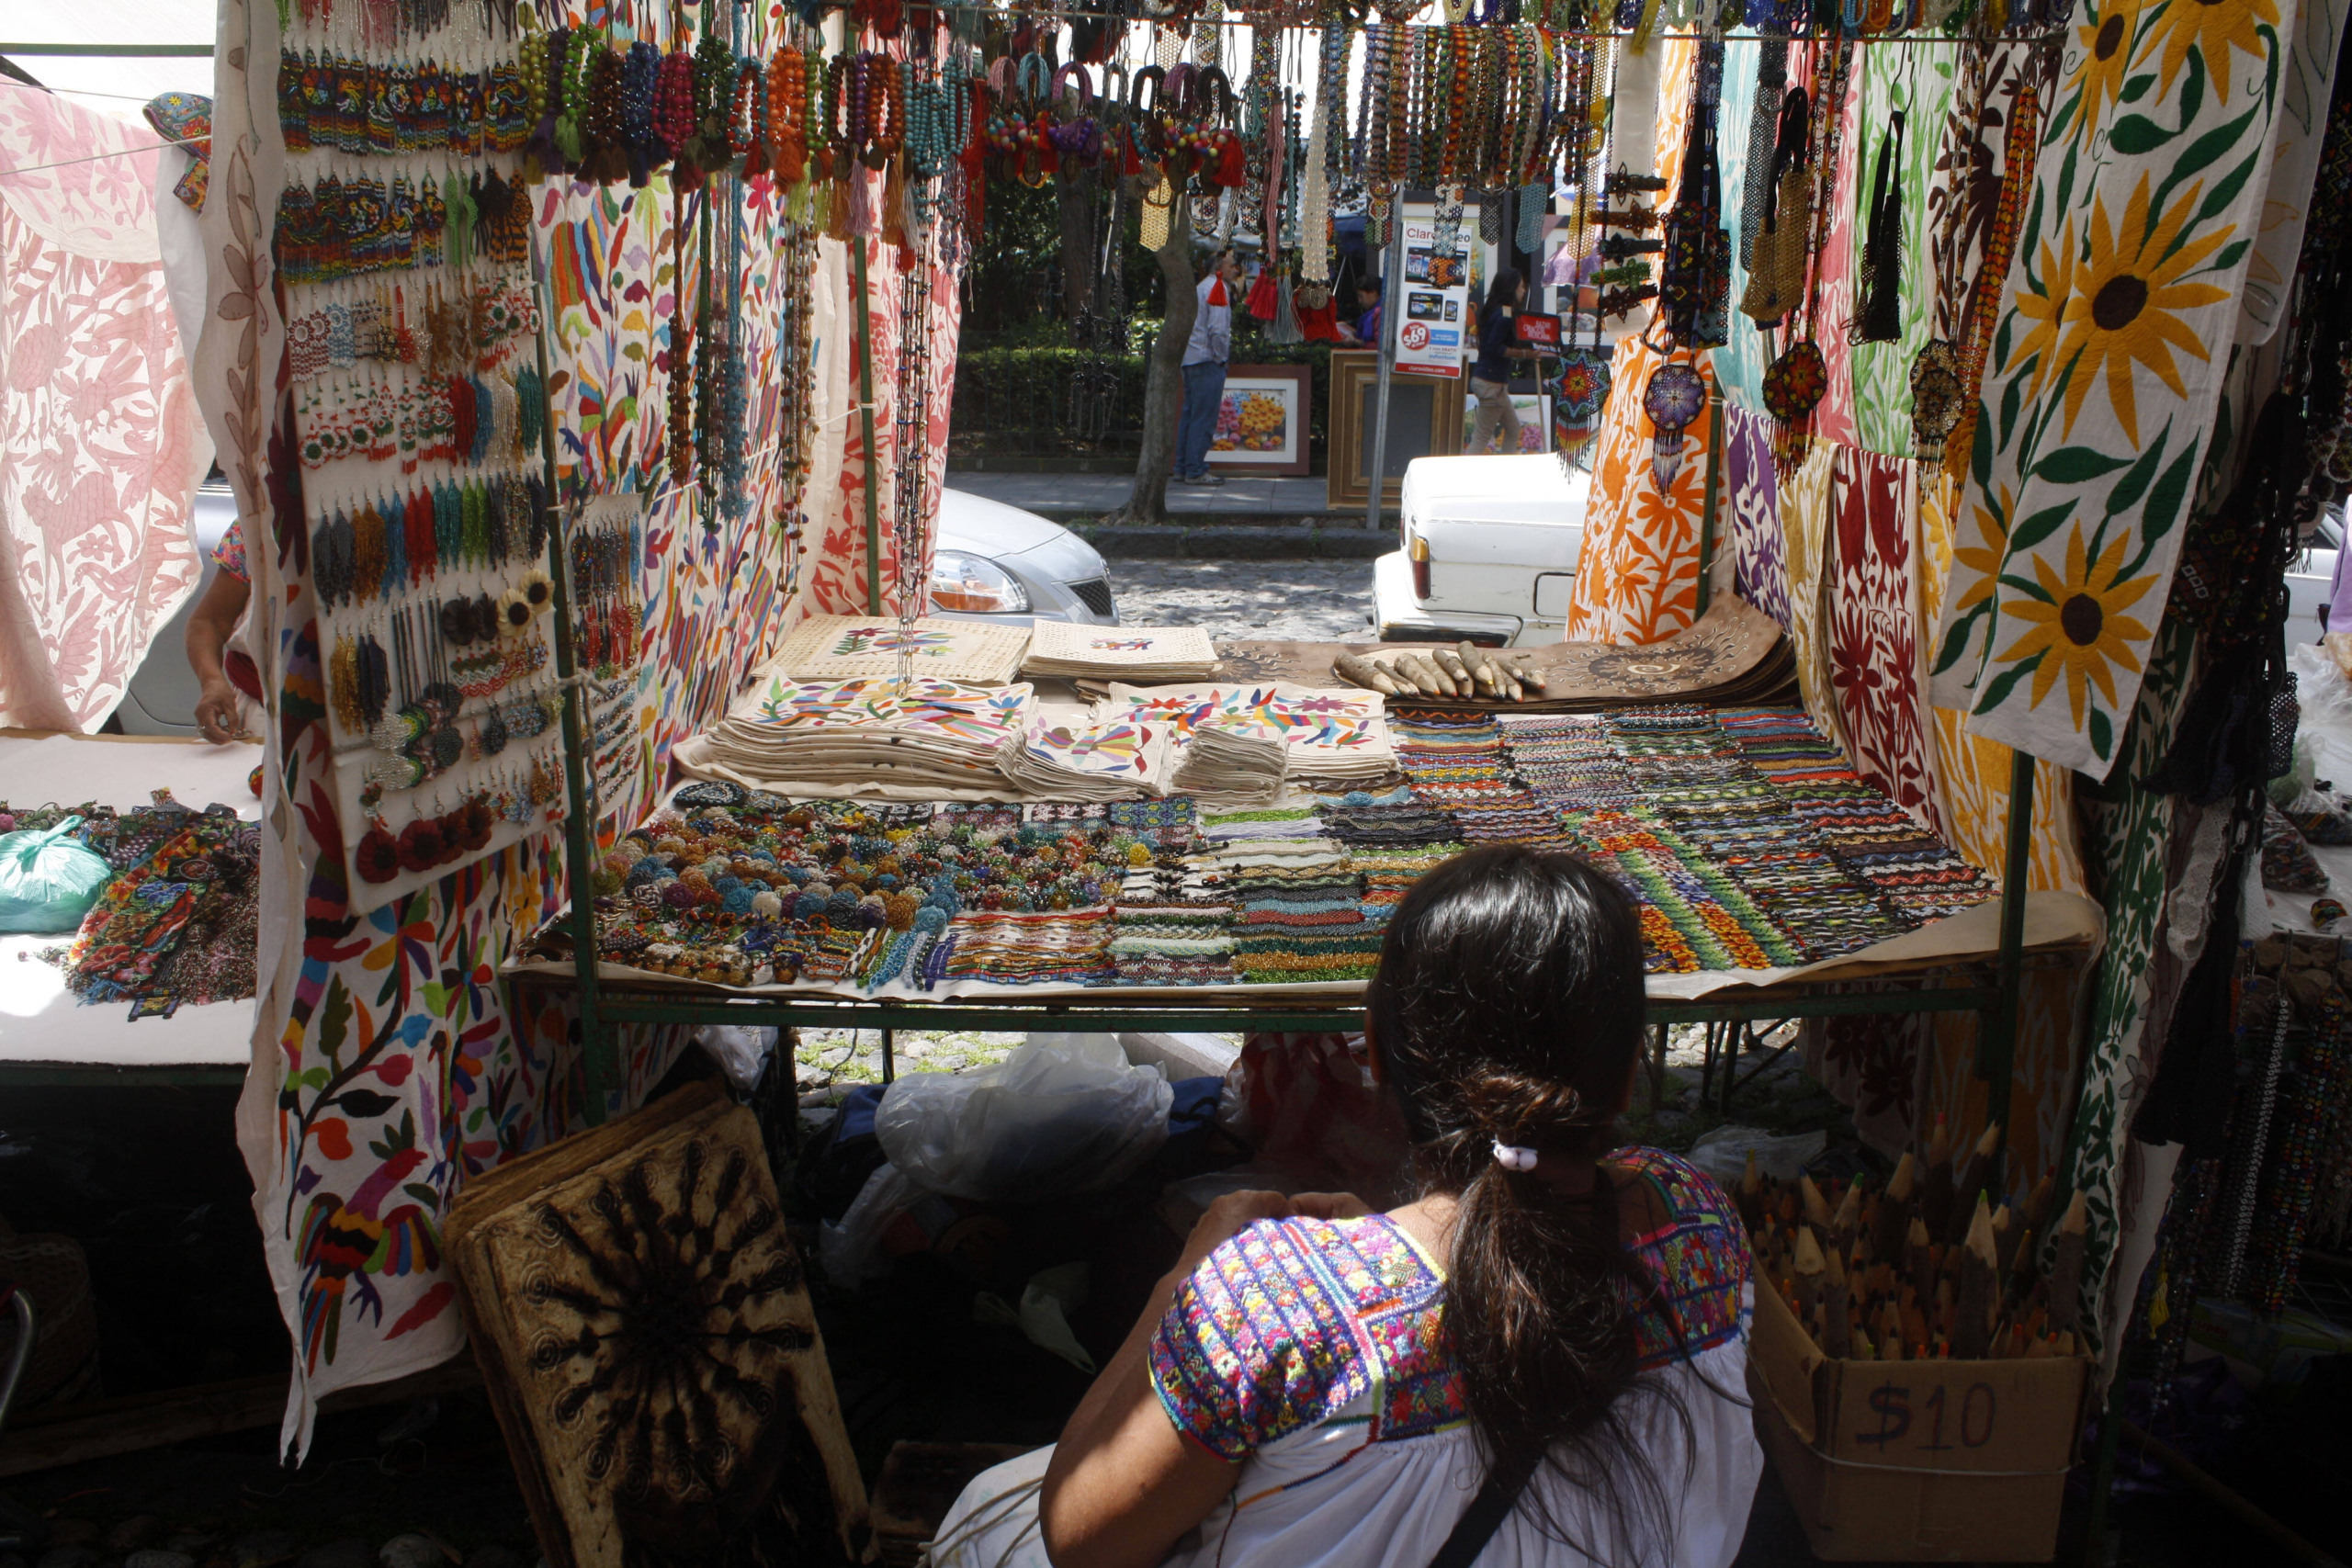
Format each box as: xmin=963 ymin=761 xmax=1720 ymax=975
xmin=1980 ymin=747 xmax=2036 ymax=1133
xmin=1693 ymin=393 xmax=1724 ymax=619
xmin=529 ymin=238 xmax=609 ymax=1124
xmin=851 ymin=239 xmax=882 ymax=615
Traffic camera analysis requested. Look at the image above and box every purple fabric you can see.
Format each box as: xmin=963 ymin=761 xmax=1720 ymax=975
xmin=1724 ymin=401 xmax=1791 ymax=631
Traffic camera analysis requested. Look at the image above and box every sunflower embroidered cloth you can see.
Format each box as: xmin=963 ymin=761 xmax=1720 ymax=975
xmin=1930 ymin=0 xmax=2321 ymax=777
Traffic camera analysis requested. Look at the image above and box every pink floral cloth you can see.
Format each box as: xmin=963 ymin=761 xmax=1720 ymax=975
xmin=0 ymin=85 xmax=211 ymax=731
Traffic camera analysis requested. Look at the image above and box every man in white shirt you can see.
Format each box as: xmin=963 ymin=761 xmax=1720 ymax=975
xmin=1175 ymin=248 xmax=1242 ymax=487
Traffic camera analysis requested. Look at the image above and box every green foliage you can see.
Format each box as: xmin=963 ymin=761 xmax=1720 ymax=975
xmin=959 ymin=176 xmax=1169 ymax=335
xmin=952 ymin=318 xmax=1340 ymax=466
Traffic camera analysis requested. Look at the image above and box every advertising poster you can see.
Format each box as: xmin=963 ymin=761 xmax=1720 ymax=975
xmin=1390 ymin=206 xmax=1474 ymax=379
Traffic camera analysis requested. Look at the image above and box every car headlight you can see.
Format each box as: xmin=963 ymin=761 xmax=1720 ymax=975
xmin=928 ymin=549 xmax=1032 ymax=614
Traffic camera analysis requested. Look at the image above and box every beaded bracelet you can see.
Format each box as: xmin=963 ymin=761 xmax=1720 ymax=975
xmin=768 ymin=45 xmax=808 ymax=183
xmin=730 ymin=55 xmax=767 ymax=176
xmin=653 ymin=48 xmax=695 ymax=164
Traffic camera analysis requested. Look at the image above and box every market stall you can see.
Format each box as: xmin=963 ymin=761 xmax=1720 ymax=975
xmin=152 ymin=0 xmax=2352 ymax=1549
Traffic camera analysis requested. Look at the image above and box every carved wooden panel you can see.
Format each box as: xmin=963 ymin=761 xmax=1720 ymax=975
xmin=447 ymin=1081 xmax=869 ymax=1568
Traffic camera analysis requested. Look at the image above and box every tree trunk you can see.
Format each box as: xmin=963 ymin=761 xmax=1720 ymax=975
xmin=1055 ymin=171 xmax=1096 ymax=331
xmin=1114 ymin=186 xmax=1195 ymax=526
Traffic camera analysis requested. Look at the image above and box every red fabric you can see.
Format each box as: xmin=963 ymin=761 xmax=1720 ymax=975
xmin=1244 ymin=269 xmax=1277 ymax=321
xmin=1297 ymin=297 xmax=1340 ymax=341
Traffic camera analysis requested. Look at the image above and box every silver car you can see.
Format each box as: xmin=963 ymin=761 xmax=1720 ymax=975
xmin=928 ymin=487 xmax=1119 ymax=627
xmin=116 ymin=485 xmax=1117 ymax=735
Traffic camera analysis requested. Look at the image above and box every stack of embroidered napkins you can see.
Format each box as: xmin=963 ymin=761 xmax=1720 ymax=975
xmin=1114 ymin=682 xmax=1397 ymax=793
xmin=676 ymin=675 xmax=1033 ymax=794
xmin=769 ymin=613 xmax=1032 ymax=686
xmin=1170 ymin=719 xmax=1289 ymax=801
xmin=997 ymin=711 xmax=1174 ymax=802
xmin=1022 ymin=621 xmax=1218 ymax=683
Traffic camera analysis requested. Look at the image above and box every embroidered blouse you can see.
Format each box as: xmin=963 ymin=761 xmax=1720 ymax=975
xmin=1151 ymin=1146 xmax=1750 ymax=1462
xmin=930 ymin=1146 xmax=1764 ymax=1568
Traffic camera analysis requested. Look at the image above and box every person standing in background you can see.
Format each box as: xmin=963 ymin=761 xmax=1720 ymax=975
xmin=1345 ymin=274 xmax=1384 ymax=349
xmin=187 ymin=519 xmax=260 ymax=744
xmin=1467 ymin=268 xmax=1530 ymax=455
xmin=1175 ymin=249 xmax=1242 ymax=488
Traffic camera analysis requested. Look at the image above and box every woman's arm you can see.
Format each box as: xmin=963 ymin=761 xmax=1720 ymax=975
xmin=186 ymin=570 xmax=252 ymax=743
xmin=1038 ymin=1191 xmax=1370 ymax=1568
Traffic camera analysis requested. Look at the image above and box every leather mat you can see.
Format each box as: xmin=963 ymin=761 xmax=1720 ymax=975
xmin=1206 ymin=594 xmax=1797 ymax=713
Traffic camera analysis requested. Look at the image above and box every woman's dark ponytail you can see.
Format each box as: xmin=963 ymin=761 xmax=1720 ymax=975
xmin=1367 ymin=845 xmax=1695 ymax=1560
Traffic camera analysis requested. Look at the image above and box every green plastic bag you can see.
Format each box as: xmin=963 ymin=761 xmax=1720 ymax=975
xmin=0 ymin=818 xmax=112 ymax=935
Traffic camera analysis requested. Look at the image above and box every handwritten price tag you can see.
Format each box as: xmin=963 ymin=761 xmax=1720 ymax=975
xmin=1852 ymin=1380 xmax=2001 ymax=1452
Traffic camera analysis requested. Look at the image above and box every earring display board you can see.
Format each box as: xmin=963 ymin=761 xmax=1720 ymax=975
xmin=272 ymin=0 xmax=571 ymax=915
xmin=1204 ymin=365 xmax=1313 ymax=477
xmin=1326 ymin=351 xmax=1465 ymax=511
xmin=447 ymin=1080 xmax=870 ymax=1568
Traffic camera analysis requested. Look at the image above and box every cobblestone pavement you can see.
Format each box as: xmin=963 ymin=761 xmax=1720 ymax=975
xmin=1106 ymin=557 xmax=1377 ymax=642
xmin=794 ymin=1028 xmax=1025 ymax=1090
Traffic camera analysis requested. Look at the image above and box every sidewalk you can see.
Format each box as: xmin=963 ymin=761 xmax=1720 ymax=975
xmin=945 ymin=470 xmax=1353 ymax=521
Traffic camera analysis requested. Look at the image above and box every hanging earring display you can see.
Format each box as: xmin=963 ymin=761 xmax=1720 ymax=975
xmin=1643 ymin=359 xmax=1707 ymax=491
xmin=269 ymin=0 xmax=572 ymax=909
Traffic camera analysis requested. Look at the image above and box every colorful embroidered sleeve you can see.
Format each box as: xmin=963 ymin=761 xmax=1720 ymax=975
xmin=210 ymin=520 xmax=249 ymax=585
xmin=1611 ymin=1147 xmax=1754 ymax=1370
xmin=1149 ymin=1215 xmax=1444 ymax=1460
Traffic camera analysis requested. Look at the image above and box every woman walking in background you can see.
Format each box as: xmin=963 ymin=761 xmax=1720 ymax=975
xmin=1468 ymin=268 xmax=1532 ymax=455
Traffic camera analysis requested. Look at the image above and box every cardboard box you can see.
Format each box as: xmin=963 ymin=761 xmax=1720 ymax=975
xmin=1747 ymin=1264 xmax=2089 ymax=1562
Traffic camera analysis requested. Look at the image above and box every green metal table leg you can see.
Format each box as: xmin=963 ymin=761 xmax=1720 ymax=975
xmin=1980 ymin=749 xmax=2036 ymax=1133
xmin=2083 ymin=1379 xmax=2123 ymax=1565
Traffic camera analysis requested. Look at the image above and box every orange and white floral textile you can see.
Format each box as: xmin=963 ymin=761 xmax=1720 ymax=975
xmin=1563 ymin=339 xmax=1716 ymax=646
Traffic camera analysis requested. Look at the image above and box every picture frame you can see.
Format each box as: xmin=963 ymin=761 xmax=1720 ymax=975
xmin=1204 ymin=364 xmax=1313 ymax=477
xmin=1325 ymin=350 xmax=1467 ymax=510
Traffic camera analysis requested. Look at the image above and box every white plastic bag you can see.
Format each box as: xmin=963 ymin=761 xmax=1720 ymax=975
xmin=874 ymin=1033 xmax=1173 ymax=1203
xmin=1686 ymin=1124 xmax=1826 ymax=1183
xmin=693 ymin=1023 xmax=778 ymax=1093
xmin=820 ymin=1163 xmax=920 ymax=1289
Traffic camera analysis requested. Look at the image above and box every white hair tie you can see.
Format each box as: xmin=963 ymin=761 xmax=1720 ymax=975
xmin=1492 ymin=1141 xmax=1540 ymax=1172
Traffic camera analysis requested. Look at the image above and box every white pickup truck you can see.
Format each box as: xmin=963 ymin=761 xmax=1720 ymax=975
xmin=1372 ymin=453 xmax=1590 ymax=648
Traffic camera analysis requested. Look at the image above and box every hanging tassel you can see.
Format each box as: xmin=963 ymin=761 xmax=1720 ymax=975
xmin=849 ymin=166 xmax=877 ymax=235
xmin=443 ymin=172 xmax=476 ymax=269
xmin=826 ymin=175 xmax=854 ymax=242
xmin=1516 ymin=181 xmax=1547 ymax=257
xmin=1269 ymin=272 xmax=1303 ymax=344
xmin=1853 ymin=112 xmax=1905 ymax=344
xmin=1217 ymin=138 xmax=1247 ymax=189
xmin=517 ymin=363 xmax=545 ymax=456
xmin=881 ymin=160 xmax=907 ymax=249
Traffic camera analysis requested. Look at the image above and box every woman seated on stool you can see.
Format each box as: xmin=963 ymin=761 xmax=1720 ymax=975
xmin=928 ymin=844 xmax=1761 ymax=1568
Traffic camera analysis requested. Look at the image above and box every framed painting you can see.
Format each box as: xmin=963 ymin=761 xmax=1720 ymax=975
xmin=1204 ymin=364 xmax=1313 ymax=477
xmin=1326 ymin=350 xmax=1466 ymax=510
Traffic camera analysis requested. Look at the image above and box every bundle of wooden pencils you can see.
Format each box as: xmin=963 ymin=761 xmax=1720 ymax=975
xmin=1738 ymin=1116 xmax=2090 ymax=1361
